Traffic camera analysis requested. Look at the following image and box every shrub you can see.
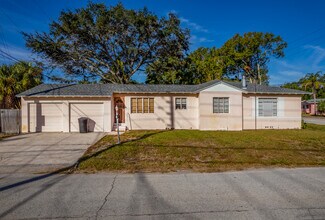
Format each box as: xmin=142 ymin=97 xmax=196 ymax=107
xmin=301 ymin=119 xmax=307 ymax=129
xmin=318 ymin=100 xmax=325 ymax=115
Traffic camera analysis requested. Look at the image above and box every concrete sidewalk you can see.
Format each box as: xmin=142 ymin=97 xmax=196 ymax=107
xmin=0 ymin=132 xmax=106 ymax=174
xmin=0 ymin=168 xmax=325 ymax=219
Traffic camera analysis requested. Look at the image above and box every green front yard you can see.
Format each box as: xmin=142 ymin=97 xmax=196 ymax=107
xmin=76 ymin=124 xmax=325 ymax=173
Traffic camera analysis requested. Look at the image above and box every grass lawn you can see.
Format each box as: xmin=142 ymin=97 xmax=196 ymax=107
xmin=76 ymin=124 xmax=325 ymax=173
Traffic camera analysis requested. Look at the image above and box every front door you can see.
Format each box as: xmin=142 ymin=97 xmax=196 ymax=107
xmin=114 ymin=97 xmax=125 ymax=123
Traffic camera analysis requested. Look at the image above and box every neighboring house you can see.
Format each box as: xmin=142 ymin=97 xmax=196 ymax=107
xmin=302 ymin=98 xmax=325 ymax=115
xmin=17 ymin=80 xmax=307 ymax=133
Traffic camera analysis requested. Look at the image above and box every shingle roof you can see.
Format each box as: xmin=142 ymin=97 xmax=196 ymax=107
xmin=224 ymin=81 xmax=309 ymax=95
xmin=16 ymin=83 xmax=196 ymax=97
xmin=17 ymin=80 xmax=309 ymax=97
xmin=17 ymin=84 xmax=114 ymax=97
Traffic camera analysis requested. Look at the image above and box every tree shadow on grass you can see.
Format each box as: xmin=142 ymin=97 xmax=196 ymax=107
xmin=74 ymin=129 xmax=325 ymax=173
xmin=127 ymin=143 xmax=325 ymax=153
xmin=75 ymin=130 xmax=169 ymax=168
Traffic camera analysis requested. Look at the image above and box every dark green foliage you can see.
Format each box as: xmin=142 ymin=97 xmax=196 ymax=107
xmin=282 ymin=72 xmax=325 ymax=101
xmin=146 ymin=56 xmax=196 ymax=84
xmin=187 ymin=47 xmax=224 ymax=83
xmin=218 ymin=32 xmax=287 ymax=84
xmin=0 ymin=62 xmax=43 ymax=109
xmin=145 ymin=47 xmax=224 ymax=85
xmin=23 ymin=1 xmax=286 ymax=85
xmin=301 ymin=120 xmax=307 ymax=129
xmin=24 ymin=2 xmax=189 ymax=84
xmin=146 ymin=32 xmax=287 ymax=85
xmin=318 ymin=100 xmax=325 ymax=114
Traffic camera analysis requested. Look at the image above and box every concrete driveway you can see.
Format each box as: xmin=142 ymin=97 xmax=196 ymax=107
xmin=0 ymin=133 xmax=106 ymax=174
xmin=303 ymin=116 xmax=325 ymax=125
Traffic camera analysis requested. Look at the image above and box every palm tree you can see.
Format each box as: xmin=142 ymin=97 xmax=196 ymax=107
xmin=0 ymin=65 xmax=13 ymax=108
xmin=0 ymin=62 xmax=42 ymax=109
xmin=301 ymin=71 xmax=325 ymax=115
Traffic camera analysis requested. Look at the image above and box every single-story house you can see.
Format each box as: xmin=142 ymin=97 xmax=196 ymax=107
xmin=302 ymin=98 xmax=325 ymax=115
xmin=17 ymin=79 xmax=307 ymax=133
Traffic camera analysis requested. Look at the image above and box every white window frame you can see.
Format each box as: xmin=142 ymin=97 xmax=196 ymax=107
xmin=175 ymin=98 xmax=187 ymax=110
xmin=213 ymin=97 xmax=229 ymax=113
xmin=258 ymin=98 xmax=278 ymax=117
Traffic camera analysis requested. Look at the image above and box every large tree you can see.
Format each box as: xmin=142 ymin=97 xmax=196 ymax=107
xmin=219 ymin=32 xmax=287 ymax=84
xmin=0 ymin=62 xmax=42 ymax=109
xmin=146 ymin=32 xmax=287 ymax=85
xmin=187 ymin=47 xmax=225 ymax=83
xmin=145 ymin=56 xmax=194 ymax=84
xmin=145 ymin=47 xmax=228 ymax=85
xmin=23 ymin=3 xmax=189 ymax=84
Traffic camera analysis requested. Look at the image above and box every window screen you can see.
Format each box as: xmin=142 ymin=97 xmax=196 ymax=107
xmin=149 ymin=98 xmax=154 ymax=113
xmin=131 ymin=98 xmax=137 ymax=113
xmin=258 ymin=98 xmax=277 ymax=117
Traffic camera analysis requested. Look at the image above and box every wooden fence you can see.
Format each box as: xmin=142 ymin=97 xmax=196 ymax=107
xmin=0 ymin=109 xmax=20 ymax=134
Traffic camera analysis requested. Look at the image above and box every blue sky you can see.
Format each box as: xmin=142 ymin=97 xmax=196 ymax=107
xmin=1 ymin=0 xmax=325 ymax=85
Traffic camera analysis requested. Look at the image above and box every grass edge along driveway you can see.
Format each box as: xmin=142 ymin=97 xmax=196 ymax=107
xmin=76 ymin=124 xmax=325 ymax=173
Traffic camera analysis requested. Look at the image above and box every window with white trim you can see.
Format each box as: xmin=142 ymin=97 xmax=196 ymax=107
xmin=131 ymin=98 xmax=154 ymax=113
xmin=213 ymin=97 xmax=229 ymax=113
xmin=175 ymin=98 xmax=187 ymax=109
xmin=258 ymin=98 xmax=277 ymax=117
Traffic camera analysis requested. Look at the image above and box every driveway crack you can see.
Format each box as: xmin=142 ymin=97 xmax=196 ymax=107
xmin=95 ymin=174 xmax=118 ymax=219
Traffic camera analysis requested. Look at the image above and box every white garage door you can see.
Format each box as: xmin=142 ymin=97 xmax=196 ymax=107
xmin=29 ymin=103 xmax=63 ymax=132
xmin=70 ymin=103 xmax=104 ymax=132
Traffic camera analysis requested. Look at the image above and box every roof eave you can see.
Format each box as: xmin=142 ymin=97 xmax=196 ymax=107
xmin=19 ymin=95 xmax=112 ymax=98
xmin=247 ymin=92 xmax=309 ymax=95
xmin=112 ymin=91 xmax=198 ymax=95
xmin=195 ymin=81 xmax=245 ymax=93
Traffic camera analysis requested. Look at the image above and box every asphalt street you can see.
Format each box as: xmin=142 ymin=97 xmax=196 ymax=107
xmin=303 ymin=117 xmax=325 ymax=125
xmin=1 ymin=168 xmax=325 ymax=219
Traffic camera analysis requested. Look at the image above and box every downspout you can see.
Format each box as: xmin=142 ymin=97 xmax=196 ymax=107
xmin=242 ymin=94 xmax=244 ymax=131
xmin=242 ymin=75 xmax=247 ymax=130
xmin=255 ymin=81 xmax=257 ymax=130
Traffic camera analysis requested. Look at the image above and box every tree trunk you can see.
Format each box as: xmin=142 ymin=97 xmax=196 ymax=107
xmin=257 ymin=63 xmax=261 ymax=85
xmin=4 ymin=95 xmax=15 ymax=109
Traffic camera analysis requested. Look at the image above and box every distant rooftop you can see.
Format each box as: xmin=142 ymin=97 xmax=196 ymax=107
xmin=303 ymin=98 xmax=325 ymax=104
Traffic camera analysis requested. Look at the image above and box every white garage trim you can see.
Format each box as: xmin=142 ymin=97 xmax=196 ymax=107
xmin=69 ymin=102 xmax=105 ymax=132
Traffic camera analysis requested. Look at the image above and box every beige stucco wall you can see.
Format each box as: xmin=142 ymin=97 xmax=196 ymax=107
xmin=242 ymin=94 xmax=301 ymax=130
xmin=20 ymin=85 xmax=303 ymax=133
xmin=21 ymin=97 xmax=111 ymax=133
xmin=199 ymin=90 xmax=243 ymax=131
xmin=117 ymin=94 xmax=199 ymax=130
